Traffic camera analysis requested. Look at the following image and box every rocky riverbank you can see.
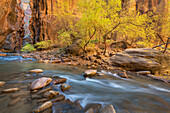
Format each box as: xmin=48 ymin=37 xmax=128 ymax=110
xmin=1 ymin=48 xmax=169 ymax=83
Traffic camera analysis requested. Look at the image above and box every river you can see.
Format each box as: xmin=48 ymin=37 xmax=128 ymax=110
xmin=0 ymin=54 xmax=170 ymax=113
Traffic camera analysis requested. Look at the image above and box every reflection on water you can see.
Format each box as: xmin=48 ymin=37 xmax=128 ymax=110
xmin=0 ymin=56 xmax=170 ymax=113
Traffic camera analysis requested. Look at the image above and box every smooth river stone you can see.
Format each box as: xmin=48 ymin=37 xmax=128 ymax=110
xmin=44 ymin=90 xmax=59 ymax=99
xmin=99 ymin=105 xmax=116 ymax=113
xmin=83 ymin=70 xmax=97 ymax=78
xmin=60 ymin=84 xmax=71 ymax=92
xmin=33 ymin=101 xmax=52 ymax=113
xmin=31 ymin=77 xmax=52 ymax=90
xmin=2 ymin=88 xmax=20 ymax=93
xmin=29 ymin=69 xmax=43 ymax=73
xmin=0 ymin=81 xmax=5 ymax=87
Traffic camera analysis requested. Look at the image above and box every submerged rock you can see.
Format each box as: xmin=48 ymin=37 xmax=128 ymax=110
xmin=85 ymin=103 xmax=102 ymax=113
xmin=29 ymin=69 xmax=43 ymax=73
xmin=8 ymin=97 xmax=21 ymax=106
xmin=0 ymin=81 xmax=5 ymax=87
xmin=44 ymin=90 xmax=59 ymax=99
xmin=33 ymin=101 xmax=52 ymax=113
xmin=60 ymin=84 xmax=71 ymax=92
xmin=11 ymin=91 xmax=30 ymax=98
xmin=83 ymin=70 xmax=97 ymax=78
xmin=31 ymin=77 xmax=52 ymax=90
xmin=52 ymin=99 xmax=84 ymax=113
xmin=99 ymin=105 xmax=116 ymax=113
xmin=2 ymin=88 xmax=20 ymax=93
xmin=53 ymin=78 xmax=67 ymax=84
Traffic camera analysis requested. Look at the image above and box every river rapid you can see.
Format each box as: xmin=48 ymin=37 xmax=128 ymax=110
xmin=0 ymin=54 xmax=170 ymax=113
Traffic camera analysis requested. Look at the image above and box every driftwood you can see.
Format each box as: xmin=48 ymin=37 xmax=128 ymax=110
xmin=152 ymin=37 xmax=170 ymax=53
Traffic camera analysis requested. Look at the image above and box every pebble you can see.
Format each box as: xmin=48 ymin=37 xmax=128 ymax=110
xmin=29 ymin=69 xmax=43 ymax=73
xmin=2 ymin=88 xmax=20 ymax=93
xmin=0 ymin=81 xmax=5 ymax=87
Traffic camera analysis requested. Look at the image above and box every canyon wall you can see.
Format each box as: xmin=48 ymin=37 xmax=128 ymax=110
xmin=0 ymin=0 xmax=25 ymax=52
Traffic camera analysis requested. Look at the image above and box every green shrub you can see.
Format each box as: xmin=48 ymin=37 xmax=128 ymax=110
xmin=21 ymin=44 xmax=36 ymax=52
xmin=34 ymin=40 xmax=54 ymax=50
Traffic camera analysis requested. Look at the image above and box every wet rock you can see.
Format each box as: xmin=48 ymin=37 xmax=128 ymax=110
xmin=52 ymin=99 xmax=84 ymax=113
xmin=85 ymin=108 xmax=94 ymax=113
xmin=31 ymin=77 xmax=52 ymax=90
xmin=51 ymin=95 xmax=65 ymax=103
xmin=51 ymin=60 xmax=61 ymax=63
xmin=8 ymin=97 xmax=21 ymax=106
xmin=43 ymin=60 xmax=50 ymax=63
xmin=85 ymin=103 xmax=102 ymax=113
xmin=62 ymin=58 xmax=71 ymax=62
xmin=33 ymin=101 xmax=52 ymax=113
xmin=53 ymin=78 xmax=67 ymax=84
xmin=29 ymin=69 xmax=43 ymax=73
xmin=44 ymin=90 xmax=59 ymax=99
xmin=109 ymin=48 xmax=169 ymax=73
xmin=147 ymin=74 xmax=170 ymax=83
xmin=2 ymin=88 xmax=20 ymax=93
xmin=37 ymin=87 xmax=53 ymax=95
xmin=60 ymin=84 xmax=71 ymax=92
xmin=83 ymin=70 xmax=97 ymax=78
xmin=0 ymin=53 xmax=7 ymax=56
xmin=41 ymin=108 xmax=52 ymax=113
xmin=11 ymin=91 xmax=30 ymax=98
xmin=31 ymin=94 xmax=43 ymax=99
xmin=117 ymin=71 xmax=128 ymax=78
xmin=99 ymin=105 xmax=116 ymax=113
xmin=37 ymin=98 xmax=49 ymax=103
xmin=0 ymin=81 xmax=5 ymax=87
xmin=38 ymin=60 xmax=44 ymax=63
xmin=136 ymin=71 xmax=151 ymax=75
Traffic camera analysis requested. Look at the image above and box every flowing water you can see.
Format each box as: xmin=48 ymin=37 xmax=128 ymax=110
xmin=0 ymin=55 xmax=170 ymax=113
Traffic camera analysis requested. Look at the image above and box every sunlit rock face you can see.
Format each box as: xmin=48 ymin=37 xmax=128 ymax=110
xmin=0 ymin=0 xmax=25 ymax=52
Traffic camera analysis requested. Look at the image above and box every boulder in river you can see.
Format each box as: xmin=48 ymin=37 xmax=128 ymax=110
xmin=110 ymin=48 xmax=170 ymax=73
xmin=29 ymin=69 xmax=43 ymax=73
xmin=60 ymin=84 xmax=71 ymax=92
xmin=99 ymin=105 xmax=116 ymax=113
xmin=83 ymin=70 xmax=97 ymax=78
xmin=0 ymin=81 xmax=5 ymax=87
xmin=33 ymin=101 xmax=52 ymax=113
xmin=31 ymin=77 xmax=52 ymax=90
xmin=2 ymin=88 xmax=20 ymax=93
